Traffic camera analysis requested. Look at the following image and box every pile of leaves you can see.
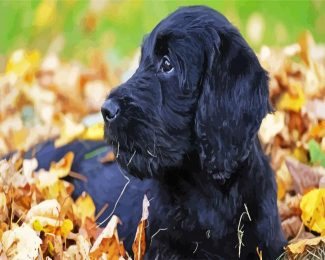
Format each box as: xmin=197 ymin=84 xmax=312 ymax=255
xmin=0 ymin=49 xmax=121 ymax=155
xmin=259 ymin=32 xmax=325 ymax=259
xmin=0 ymin=152 xmax=148 ymax=259
xmin=0 ymin=32 xmax=325 ymax=259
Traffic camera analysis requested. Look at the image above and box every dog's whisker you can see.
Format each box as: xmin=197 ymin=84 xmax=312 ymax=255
xmin=127 ymin=150 xmax=137 ymax=166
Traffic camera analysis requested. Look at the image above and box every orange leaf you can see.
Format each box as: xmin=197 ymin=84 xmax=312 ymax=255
xmin=89 ymin=215 xmax=125 ymax=259
xmin=50 ymin=152 xmax=74 ymax=178
xmin=132 ymin=195 xmax=150 ymax=260
xmin=132 ymin=220 xmax=147 ymax=260
xmin=100 ymin=151 xmax=116 ymax=164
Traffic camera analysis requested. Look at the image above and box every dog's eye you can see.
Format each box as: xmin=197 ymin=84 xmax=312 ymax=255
xmin=160 ymin=55 xmax=174 ymax=73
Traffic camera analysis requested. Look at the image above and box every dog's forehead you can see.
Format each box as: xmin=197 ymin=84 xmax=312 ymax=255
xmin=142 ymin=6 xmax=229 ymax=55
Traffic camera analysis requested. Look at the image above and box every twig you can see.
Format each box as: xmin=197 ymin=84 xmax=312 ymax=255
xmin=68 ymin=171 xmax=88 ymax=182
xmin=95 ymin=203 xmax=109 ymax=221
xmin=237 ymin=203 xmax=251 ymax=258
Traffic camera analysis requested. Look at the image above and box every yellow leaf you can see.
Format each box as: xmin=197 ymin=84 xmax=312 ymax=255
xmin=12 ymin=128 xmax=29 ymax=151
xmin=276 ymin=83 xmax=305 ymax=112
xmin=81 ymin=122 xmax=104 ymax=141
xmin=55 ymin=116 xmax=85 ymax=147
xmin=5 ymin=49 xmax=40 ymax=78
xmin=300 ymin=188 xmax=325 ymax=234
xmin=60 ymin=219 xmax=73 ymax=238
xmin=50 ymin=152 xmax=74 ymax=178
xmin=36 ymin=170 xmax=60 ymax=199
xmin=75 ymin=192 xmax=96 ymax=224
xmin=292 ymin=147 xmax=308 ymax=164
xmin=48 ymin=240 xmax=55 ymax=256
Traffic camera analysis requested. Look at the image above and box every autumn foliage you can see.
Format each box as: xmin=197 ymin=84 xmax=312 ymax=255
xmin=1 ymin=32 xmax=325 ymax=259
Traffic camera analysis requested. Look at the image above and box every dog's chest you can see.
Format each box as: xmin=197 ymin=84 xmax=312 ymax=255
xmin=148 ymin=179 xmax=255 ymax=258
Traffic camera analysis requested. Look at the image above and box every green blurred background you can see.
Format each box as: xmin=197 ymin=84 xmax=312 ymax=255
xmin=1 ymin=0 xmax=324 ymax=64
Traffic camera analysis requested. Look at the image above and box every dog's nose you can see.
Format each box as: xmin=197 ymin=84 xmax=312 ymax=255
xmin=101 ymin=99 xmax=120 ymax=122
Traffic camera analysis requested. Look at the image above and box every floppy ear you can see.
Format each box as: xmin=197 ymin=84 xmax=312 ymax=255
xmin=195 ymin=27 xmax=272 ymax=184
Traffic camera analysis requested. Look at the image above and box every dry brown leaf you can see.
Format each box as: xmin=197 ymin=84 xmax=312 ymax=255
xmin=303 ymin=99 xmax=325 ymax=121
xmin=281 ymin=216 xmax=302 ymax=240
xmin=285 ymin=157 xmax=325 ymax=194
xmin=287 ymin=236 xmax=325 ymax=255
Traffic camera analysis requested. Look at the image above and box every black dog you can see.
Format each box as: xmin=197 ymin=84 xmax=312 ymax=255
xmin=101 ymin=5 xmax=286 ymax=260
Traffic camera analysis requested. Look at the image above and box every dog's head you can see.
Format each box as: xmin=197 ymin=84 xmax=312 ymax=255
xmin=102 ymin=6 xmax=272 ymax=182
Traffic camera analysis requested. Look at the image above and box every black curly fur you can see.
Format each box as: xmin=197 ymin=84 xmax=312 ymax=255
xmin=103 ymin=6 xmax=286 ymax=259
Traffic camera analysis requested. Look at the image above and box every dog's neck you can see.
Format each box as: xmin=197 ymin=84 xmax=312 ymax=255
xmin=159 ymin=137 xmax=261 ymax=195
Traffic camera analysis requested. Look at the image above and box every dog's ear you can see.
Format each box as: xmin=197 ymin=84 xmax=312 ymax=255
xmin=195 ymin=27 xmax=272 ymax=184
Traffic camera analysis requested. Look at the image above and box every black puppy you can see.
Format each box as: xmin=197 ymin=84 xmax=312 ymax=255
xmin=102 ymin=5 xmax=286 ymax=260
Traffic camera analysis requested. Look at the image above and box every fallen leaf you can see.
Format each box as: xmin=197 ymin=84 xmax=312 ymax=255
xmin=300 ymin=188 xmax=325 ymax=234
xmin=259 ymin=111 xmax=285 ymax=144
xmin=63 ymin=235 xmax=91 ymax=260
xmin=276 ymin=82 xmax=305 ymax=112
xmin=303 ymin=99 xmax=325 ymax=121
xmin=285 ymin=157 xmax=324 ymax=194
xmin=133 ymin=195 xmax=150 ymax=260
xmin=49 ymin=152 xmax=74 ymax=178
xmin=286 ymin=236 xmax=325 ymax=255
xmin=281 ymin=216 xmax=302 ymax=239
xmin=276 ymin=161 xmax=293 ymax=200
xmin=308 ymin=139 xmax=325 ymax=167
xmin=26 ymin=199 xmax=61 ymax=227
xmin=308 ymin=121 xmax=325 ymax=139
xmin=1 ymin=224 xmax=42 ymax=260
xmin=54 ymin=116 xmax=85 ymax=148
xmin=75 ymin=192 xmax=96 ymax=225
xmin=60 ymin=219 xmax=73 ymax=238
xmin=89 ymin=215 xmax=125 ymax=259
xmin=81 ymin=122 xmax=104 ymax=141
xmin=0 ymin=192 xmax=8 ymax=222
xmin=100 ymin=151 xmax=116 ymax=164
